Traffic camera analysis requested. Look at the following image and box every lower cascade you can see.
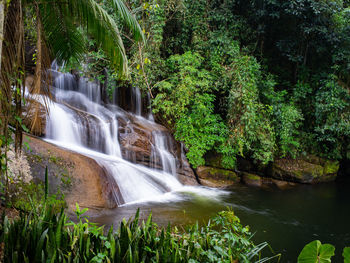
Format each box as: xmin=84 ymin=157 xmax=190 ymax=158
xmin=27 ymin=67 xmax=222 ymax=207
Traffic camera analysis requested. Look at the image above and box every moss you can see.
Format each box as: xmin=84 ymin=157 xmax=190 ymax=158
xmin=323 ymin=160 xmax=339 ymax=175
xmin=292 ymin=170 xmax=304 ymax=179
xmin=245 ymin=173 xmax=261 ymax=181
xmin=208 ymin=167 xmax=238 ymax=181
xmin=197 ymin=166 xmax=240 ymax=187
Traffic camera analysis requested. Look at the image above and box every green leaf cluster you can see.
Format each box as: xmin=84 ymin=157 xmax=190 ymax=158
xmin=0 ymin=205 xmax=275 ymax=262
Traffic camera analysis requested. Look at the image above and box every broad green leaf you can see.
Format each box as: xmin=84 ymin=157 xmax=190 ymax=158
xmin=298 ymin=240 xmax=335 ymax=263
xmin=343 ymin=247 xmax=350 ymax=263
xmin=319 ymin=244 xmax=335 ymax=262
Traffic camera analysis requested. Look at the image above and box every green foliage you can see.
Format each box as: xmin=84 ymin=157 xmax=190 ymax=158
xmin=260 ymin=76 xmax=304 ymax=158
xmin=174 ymin=94 xmax=227 ymax=168
xmin=225 ymin=54 xmax=275 ymax=165
xmin=152 ymin=51 xmax=227 ymax=168
xmin=313 ymin=74 xmax=350 ymax=159
xmin=298 ymin=240 xmax=335 ymax=263
xmin=32 ymin=0 xmax=144 ymax=74
xmin=153 ymin=51 xmax=213 ymax=124
xmin=140 ymin=0 xmax=350 ymax=165
xmin=298 ymin=241 xmax=350 ymax=263
xmin=10 ymin=180 xmax=66 ymax=213
xmin=344 ymin=247 xmax=350 ymax=263
xmin=1 ymin=205 xmax=276 ymax=262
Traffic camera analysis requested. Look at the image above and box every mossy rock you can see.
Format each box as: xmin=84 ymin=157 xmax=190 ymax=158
xmin=196 ymin=166 xmax=239 ymax=187
xmin=272 ymin=156 xmax=339 ymax=184
xmin=323 ymin=160 xmax=339 ymax=175
xmin=241 ymin=172 xmax=262 ymax=187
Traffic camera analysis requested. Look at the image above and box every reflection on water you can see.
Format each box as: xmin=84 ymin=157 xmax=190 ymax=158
xmin=91 ymin=178 xmax=350 ymax=262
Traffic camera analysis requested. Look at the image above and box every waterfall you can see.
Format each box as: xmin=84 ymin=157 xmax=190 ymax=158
xmin=43 ymin=69 xmax=185 ymax=205
xmin=133 ymin=87 xmax=142 ymax=116
xmin=28 ymin=65 xmax=224 ymax=207
xmin=151 ymin=131 xmax=177 ymax=176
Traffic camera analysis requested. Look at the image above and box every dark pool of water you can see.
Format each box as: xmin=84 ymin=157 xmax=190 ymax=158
xmin=92 ymin=178 xmax=350 ymax=262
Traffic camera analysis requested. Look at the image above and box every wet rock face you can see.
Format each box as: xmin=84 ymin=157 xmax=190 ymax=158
xmin=24 ymin=135 xmax=119 ymax=211
xmin=271 ymin=156 xmax=339 ymax=184
xmin=118 ymin=116 xmax=153 ymax=164
xmin=117 ymin=114 xmax=197 ymax=185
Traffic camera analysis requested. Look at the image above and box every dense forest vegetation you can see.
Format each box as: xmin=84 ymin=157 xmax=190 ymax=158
xmin=94 ymin=0 xmax=350 ymax=169
xmin=1 ymin=0 xmax=349 ymax=170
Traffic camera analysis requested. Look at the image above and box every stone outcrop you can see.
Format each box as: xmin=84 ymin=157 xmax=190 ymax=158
xmin=271 ymin=156 xmax=339 ymax=184
xmin=204 ymin=150 xmax=339 ymax=186
xmin=117 ymin=113 xmax=197 ymax=185
xmin=240 ymin=172 xmax=296 ymax=189
xmin=24 ymin=135 xmax=119 ymax=211
xmin=196 ymin=166 xmax=239 ymax=187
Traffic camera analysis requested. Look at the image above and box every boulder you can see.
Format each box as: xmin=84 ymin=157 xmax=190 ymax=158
xmin=241 ymin=172 xmax=263 ymax=187
xmin=204 ymin=151 xmax=269 ymax=175
xmin=24 ymin=135 xmax=119 ymax=211
xmin=196 ymin=166 xmax=239 ymax=187
xmin=271 ymin=179 xmax=297 ymax=189
xmin=271 ymin=156 xmax=339 ymax=184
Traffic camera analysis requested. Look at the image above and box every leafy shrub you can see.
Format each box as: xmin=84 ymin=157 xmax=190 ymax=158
xmin=152 ymin=51 xmax=227 ymax=168
xmin=313 ymin=75 xmax=350 ymax=159
xmin=1 ymin=206 xmax=277 ymax=262
xmin=225 ymin=54 xmax=275 ymax=165
xmin=174 ymin=93 xmax=227 ymax=168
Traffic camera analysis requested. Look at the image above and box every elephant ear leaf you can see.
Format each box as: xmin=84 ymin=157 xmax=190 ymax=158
xmin=343 ymin=247 xmax=350 ymax=263
xmin=297 ymin=240 xmax=335 ymax=263
xmin=318 ymin=244 xmax=335 ymax=263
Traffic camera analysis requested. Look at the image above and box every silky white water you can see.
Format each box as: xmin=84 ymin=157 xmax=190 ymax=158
xmin=30 ymin=67 xmax=225 ymax=206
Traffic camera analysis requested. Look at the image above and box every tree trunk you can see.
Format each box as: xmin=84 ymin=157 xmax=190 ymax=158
xmin=0 ymin=1 xmax=6 ymax=134
xmin=0 ymin=0 xmax=6 ymax=185
xmin=0 ymin=1 xmax=5 ymax=71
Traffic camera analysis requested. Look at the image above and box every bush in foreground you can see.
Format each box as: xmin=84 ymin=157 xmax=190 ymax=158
xmin=0 ymin=204 xmax=278 ymax=263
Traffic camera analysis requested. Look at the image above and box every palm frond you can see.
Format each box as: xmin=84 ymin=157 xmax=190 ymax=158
xmin=39 ymin=2 xmax=87 ymax=63
xmin=109 ymin=0 xmax=145 ymax=43
xmin=64 ymin=0 xmax=129 ymax=75
xmin=29 ymin=0 xmax=144 ymax=75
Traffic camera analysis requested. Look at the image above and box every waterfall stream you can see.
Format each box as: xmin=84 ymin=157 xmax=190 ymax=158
xmin=30 ymin=67 xmax=224 ymax=207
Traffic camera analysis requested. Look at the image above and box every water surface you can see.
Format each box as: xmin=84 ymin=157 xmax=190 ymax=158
xmin=92 ymin=178 xmax=350 ymax=262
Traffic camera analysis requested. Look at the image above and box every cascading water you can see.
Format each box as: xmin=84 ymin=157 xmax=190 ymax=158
xmin=28 ymin=64 xmax=225 ymax=207
xmin=151 ymin=131 xmax=177 ymax=176
xmin=132 ymin=87 xmax=142 ymax=116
